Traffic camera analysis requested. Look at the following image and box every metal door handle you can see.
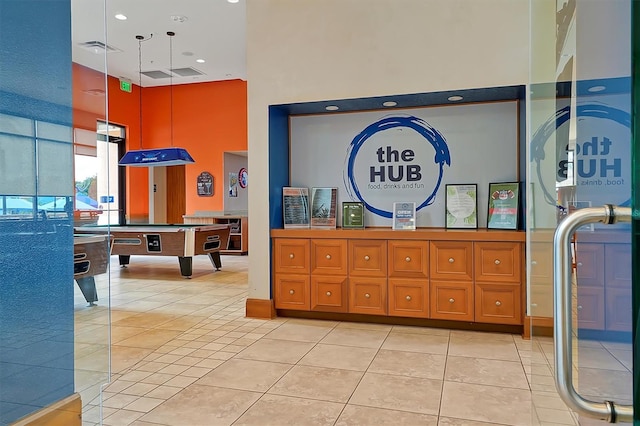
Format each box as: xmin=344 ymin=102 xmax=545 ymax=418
xmin=553 ymin=204 xmax=632 ymax=423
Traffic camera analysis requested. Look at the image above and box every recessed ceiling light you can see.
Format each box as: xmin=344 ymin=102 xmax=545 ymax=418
xmin=325 ymin=105 xmax=339 ymax=111
xmin=448 ymin=95 xmax=463 ymax=101
xmin=196 ymin=59 xmax=205 ymax=63
xmin=182 ymin=51 xmax=194 ymax=57
xmin=114 ymin=14 xmax=127 ymax=20
xmin=228 ymin=0 xmax=240 ymax=3
xmin=382 ymin=101 xmax=397 ymax=107
xmin=170 ymin=15 xmax=188 ymax=23
xmin=588 ymin=85 xmax=606 ymax=93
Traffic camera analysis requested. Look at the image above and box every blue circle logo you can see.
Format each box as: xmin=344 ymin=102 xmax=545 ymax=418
xmin=343 ymin=115 xmax=451 ymax=218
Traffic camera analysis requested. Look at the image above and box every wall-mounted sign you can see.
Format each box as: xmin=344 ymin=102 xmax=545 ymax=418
xmin=238 ymin=167 xmax=248 ymax=188
xmin=197 ymin=171 xmax=214 ymax=197
xmin=229 ymin=172 xmax=238 ymax=197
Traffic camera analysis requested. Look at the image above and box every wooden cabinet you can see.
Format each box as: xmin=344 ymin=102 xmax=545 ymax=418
xmin=183 ymin=214 xmax=248 ymax=255
xmin=574 ymin=236 xmax=631 ymax=332
xmin=388 ymin=240 xmax=429 ymax=318
xmin=311 ymin=239 xmax=348 ymax=313
xmin=474 ymin=242 xmax=522 ymax=325
xmin=271 ymin=228 xmax=524 ymax=329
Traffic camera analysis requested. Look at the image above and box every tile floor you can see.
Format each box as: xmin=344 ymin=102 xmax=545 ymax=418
xmin=73 ymin=254 xmax=632 ymax=426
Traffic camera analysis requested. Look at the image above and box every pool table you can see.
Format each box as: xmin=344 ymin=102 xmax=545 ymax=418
xmin=75 ymin=224 xmax=230 ymax=278
xmin=74 ymin=234 xmax=110 ymax=306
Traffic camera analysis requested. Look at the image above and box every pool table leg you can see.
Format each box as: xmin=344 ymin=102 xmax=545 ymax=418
xmin=76 ymin=277 xmax=98 ymax=306
xmin=119 ymin=255 xmax=130 ymax=267
xmin=178 ymin=256 xmax=193 ymax=278
xmin=208 ymin=252 xmax=222 ymax=271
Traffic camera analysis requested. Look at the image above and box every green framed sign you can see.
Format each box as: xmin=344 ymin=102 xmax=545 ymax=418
xmin=487 ymin=182 xmax=520 ymax=230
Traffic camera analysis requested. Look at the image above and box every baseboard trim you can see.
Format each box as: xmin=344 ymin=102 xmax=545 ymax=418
xmin=11 ymin=393 xmax=81 ymax=426
xmin=246 ymin=298 xmax=275 ymax=319
xmin=523 ymin=316 xmax=554 ymax=339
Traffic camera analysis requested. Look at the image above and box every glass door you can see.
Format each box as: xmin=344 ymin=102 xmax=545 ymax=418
xmin=528 ymin=0 xmax=635 ymax=424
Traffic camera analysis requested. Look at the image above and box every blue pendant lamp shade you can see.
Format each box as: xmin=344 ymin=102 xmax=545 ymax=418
xmin=119 ymin=32 xmax=195 ymax=167
xmin=118 ymin=147 xmax=194 ymax=167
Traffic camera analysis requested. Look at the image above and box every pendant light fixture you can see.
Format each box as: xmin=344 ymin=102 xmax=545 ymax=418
xmin=119 ymin=32 xmax=195 ymax=167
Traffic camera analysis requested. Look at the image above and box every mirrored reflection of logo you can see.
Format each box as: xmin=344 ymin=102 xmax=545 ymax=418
xmin=343 ymin=115 xmax=451 ymax=218
xmin=531 ymin=103 xmax=631 ymax=208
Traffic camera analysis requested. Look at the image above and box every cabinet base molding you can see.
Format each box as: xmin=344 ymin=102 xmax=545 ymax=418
xmin=11 ymin=393 xmax=81 ymax=426
xmin=522 ymin=316 xmax=554 ymax=340
xmin=277 ymin=309 xmax=522 ymax=335
xmin=246 ymin=298 xmax=276 ymax=319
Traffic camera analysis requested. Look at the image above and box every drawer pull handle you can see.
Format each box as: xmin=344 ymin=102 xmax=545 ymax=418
xmin=448 ymin=257 xmax=454 ymax=263
xmin=326 ymin=254 xmax=331 ymax=260
xmin=405 ymin=256 xmax=411 ymax=262
xmin=405 ymin=295 xmax=412 ymax=301
xmin=365 ymin=293 xmax=371 ymax=299
xmin=364 ymin=255 xmax=370 ymax=261
xmin=449 ymin=298 xmax=455 ymax=303
xmin=531 ymin=260 xmax=537 ymax=265
xmin=326 ymin=291 xmax=332 ymax=297
xmin=289 ymin=253 xmax=294 ymax=259
xmin=577 ymin=305 xmax=583 ymax=310
xmin=289 ymin=289 xmax=295 ymax=295
xmin=577 ymin=262 xmax=583 ymax=267
xmin=495 ymin=300 xmax=502 ymax=306
xmin=494 ymin=259 xmax=501 ymax=265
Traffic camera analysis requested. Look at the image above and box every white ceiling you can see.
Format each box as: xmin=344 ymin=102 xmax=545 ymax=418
xmin=71 ymin=0 xmax=246 ymax=87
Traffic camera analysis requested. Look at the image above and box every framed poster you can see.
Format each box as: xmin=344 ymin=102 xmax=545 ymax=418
xmin=342 ymin=202 xmax=364 ymax=229
xmin=197 ymin=171 xmax=214 ymax=197
xmin=392 ymin=202 xmax=416 ymax=230
xmin=487 ymin=182 xmax=521 ymax=230
xmin=283 ymin=187 xmax=310 ymax=228
xmin=310 ymin=187 xmax=337 ymax=228
xmin=238 ymin=167 xmax=248 ymax=188
xmin=445 ymin=184 xmax=477 ymax=229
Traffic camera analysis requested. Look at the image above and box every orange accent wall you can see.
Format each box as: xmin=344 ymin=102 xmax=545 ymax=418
xmin=140 ymin=80 xmax=247 ymax=214
xmin=72 ymin=62 xmax=247 ymax=221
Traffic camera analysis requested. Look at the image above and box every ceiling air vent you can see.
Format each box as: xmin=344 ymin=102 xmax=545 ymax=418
xmin=141 ymin=70 xmax=173 ymax=79
xmin=78 ymin=40 xmax=120 ymax=53
xmin=170 ymin=67 xmax=204 ymax=77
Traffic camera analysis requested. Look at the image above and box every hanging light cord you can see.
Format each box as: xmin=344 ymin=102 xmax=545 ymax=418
xmin=136 ymin=34 xmax=152 ymax=150
xmin=167 ymin=31 xmax=175 ymax=148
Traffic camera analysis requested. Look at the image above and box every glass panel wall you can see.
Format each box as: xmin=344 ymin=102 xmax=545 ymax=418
xmin=528 ymin=1 xmax=633 ymax=424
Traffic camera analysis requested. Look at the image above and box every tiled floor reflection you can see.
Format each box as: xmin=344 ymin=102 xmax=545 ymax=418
xmin=73 ymin=255 xmax=631 ymax=426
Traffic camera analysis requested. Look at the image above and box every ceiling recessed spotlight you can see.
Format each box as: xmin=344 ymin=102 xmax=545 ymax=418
xmin=114 ymin=13 xmax=127 ymax=20
xmin=228 ymin=0 xmax=240 ymax=3
xmin=325 ymin=105 xmax=339 ymax=111
xmin=382 ymin=101 xmax=397 ymax=107
xmin=196 ymin=59 xmax=205 ymax=63
xmin=182 ymin=51 xmax=194 ymax=57
xmin=170 ymin=15 xmax=188 ymax=23
xmin=588 ymin=85 xmax=606 ymax=93
xmin=448 ymin=95 xmax=463 ymax=102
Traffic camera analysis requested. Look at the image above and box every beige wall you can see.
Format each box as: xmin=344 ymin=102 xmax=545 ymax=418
xmin=246 ymin=0 xmax=530 ymax=299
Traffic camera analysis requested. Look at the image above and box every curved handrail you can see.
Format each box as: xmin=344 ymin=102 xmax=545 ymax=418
xmin=553 ymin=205 xmax=632 ymax=423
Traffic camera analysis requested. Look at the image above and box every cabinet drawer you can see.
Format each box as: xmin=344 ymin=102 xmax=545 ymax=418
xmin=388 ymin=278 xmax=428 ymax=318
xmin=388 ymin=240 xmax=428 ymax=278
xmin=430 ymin=241 xmax=472 ymax=280
xmin=605 ymin=287 xmax=631 ymax=332
xmin=349 ymin=240 xmax=387 ymax=277
xmin=575 ymin=243 xmax=604 ymax=287
xmin=530 ymin=241 xmax=553 ymax=284
xmin=311 ymin=239 xmax=348 ymax=275
xmin=475 ymin=283 xmax=521 ymax=325
xmin=474 ymin=242 xmax=521 ymax=283
xmin=429 ymin=280 xmax=473 ymax=322
xmin=311 ymin=275 xmax=348 ymax=313
xmin=349 ymin=277 xmax=387 ymax=315
xmin=604 ymin=243 xmax=631 ymax=288
xmin=274 ymin=239 xmax=310 ymax=274
xmin=576 ymin=286 xmax=604 ymax=330
xmin=274 ymin=274 xmax=310 ymax=310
